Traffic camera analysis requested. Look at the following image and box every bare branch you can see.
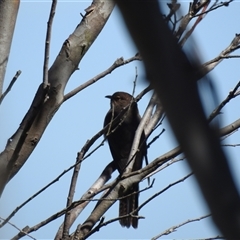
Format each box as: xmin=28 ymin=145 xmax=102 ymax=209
xmin=0 ymin=217 xmax=36 ymax=240
xmin=43 ymin=0 xmax=57 ymax=88
xmin=199 ymin=236 xmax=225 ymax=240
xmin=0 ymin=0 xmax=115 ymax=197
xmin=55 ymin=161 xmax=116 ymax=240
xmin=3 ymin=90 xmax=150 ymax=230
xmin=0 ymin=70 xmax=21 ymax=105
xmin=179 ymin=2 xmax=210 ymax=47
xmin=203 ymin=34 xmax=240 ymax=74
xmin=63 ymin=55 xmax=141 ymax=101
xmin=0 ymin=0 xmax=20 ymax=95
xmin=144 ymin=94 xmax=164 ymax=137
xmin=9 ymin=115 xmax=240 ymax=239
xmin=175 ymin=0 xmax=210 ymax=41
xmin=152 ymin=213 xmax=211 ymax=240
xmin=164 ymin=1 xmax=180 ymax=26
xmin=208 ymin=81 xmax=240 ymax=122
xmin=84 ymin=181 xmax=155 ymax=238
xmin=220 ymin=118 xmax=240 ymax=137
xmin=70 ymin=183 xmax=119 ymax=239
xmin=140 ymin=173 xmax=193 ymax=215
xmin=193 ymin=0 xmax=234 ymax=18
xmin=218 ymin=55 xmax=240 ymax=59
xmin=222 ymin=143 xmax=240 ymax=147
xmin=127 ymin=92 xmax=160 ymax=172
xmin=84 ymin=173 xmax=192 ymax=239
xmin=146 ymin=128 xmax=165 ymax=150
xmin=0 ymin=159 xmax=80 ymax=229
xmin=62 ymin=157 xmax=82 ymax=239
xmin=0 ymin=129 xmax=107 ymax=229
xmin=144 ymin=156 xmax=185 ymax=180
xmin=131 ymin=66 xmax=138 ymax=97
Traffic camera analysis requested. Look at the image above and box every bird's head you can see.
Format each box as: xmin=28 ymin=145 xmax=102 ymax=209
xmin=105 ymin=92 xmax=134 ymax=113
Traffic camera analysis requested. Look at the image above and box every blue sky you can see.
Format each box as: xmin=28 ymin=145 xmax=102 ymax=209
xmin=1 ymin=1 xmax=240 ymax=239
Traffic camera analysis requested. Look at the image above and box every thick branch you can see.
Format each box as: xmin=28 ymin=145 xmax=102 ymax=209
xmin=0 ymin=0 xmax=20 ymax=95
xmin=0 ymin=0 xmax=115 ymax=196
xmin=10 ymin=114 xmax=240 ymax=239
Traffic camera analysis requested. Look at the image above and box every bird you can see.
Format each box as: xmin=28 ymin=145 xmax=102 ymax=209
xmin=104 ymin=91 xmax=146 ymax=228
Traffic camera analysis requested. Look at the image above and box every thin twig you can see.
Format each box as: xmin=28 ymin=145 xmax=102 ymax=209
xmin=138 ymin=173 xmax=193 ymax=214
xmin=9 ymin=116 xmax=240 ymax=238
xmin=55 ymin=161 xmax=116 ymax=240
xmin=203 ymin=34 xmax=240 ymax=72
xmin=62 ymin=154 xmax=82 ymax=239
xmin=0 ymin=217 xmax=36 ymax=240
xmin=78 ymin=168 xmax=190 ymax=239
xmin=147 ymin=129 xmax=165 ymax=149
xmin=152 ymin=213 xmax=211 ymax=239
xmin=0 ymin=127 xmax=108 ymax=228
xmin=85 ymin=179 xmax=155 ymax=238
xmin=131 ymin=66 xmax=138 ymax=97
xmin=222 ymin=143 xmax=240 ymax=147
xmin=219 ymin=55 xmax=240 ymax=59
xmin=143 ymin=156 xmax=185 ymax=180
xmin=199 ymin=235 xmax=224 ymax=240
xmin=0 ymin=70 xmax=21 ymax=104
xmin=208 ymin=81 xmax=240 ymax=122
xmin=63 ymin=55 xmax=141 ymax=101
xmin=193 ymin=0 xmax=234 ymax=18
xmin=43 ymin=0 xmax=57 ymax=88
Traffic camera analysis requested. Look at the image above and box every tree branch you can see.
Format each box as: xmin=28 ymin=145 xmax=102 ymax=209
xmin=0 ymin=0 xmax=20 ymax=95
xmin=203 ymin=34 xmax=240 ymax=74
xmin=0 ymin=217 xmax=36 ymax=240
xmin=115 ymin=1 xmax=240 ymax=237
xmin=63 ymin=55 xmax=141 ymax=102
xmin=42 ymin=0 xmax=57 ymax=88
xmin=152 ymin=214 xmax=211 ymax=239
xmin=0 ymin=0 xmax=115 ymax=196
xmin=0 ymin=70 xmax=21 ymax=105
xmin=9 ymin=114 xmax=240 ymax=239
xmin=208 ymin=81 xmax=240 ymax=122
xmin=55 ymin=161 xmax=116 ymax=240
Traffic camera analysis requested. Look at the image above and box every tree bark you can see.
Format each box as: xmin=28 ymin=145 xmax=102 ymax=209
xmin=0 ymin=0 xmax=115 ymax=196
xmin=0 ymin=0 xmax=20 ymax=96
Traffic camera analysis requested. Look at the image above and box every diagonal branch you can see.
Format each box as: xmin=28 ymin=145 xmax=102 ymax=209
xmin=9 ymin=115 xmax=240 ymax=239
xmin=203 ymin=34 xmax=240 ymax=74
xmin=193 ymin=0 xmax=234 ymax=18
xmin=63 ymin=55 xmax=141 ymax=102
xmin=0 ymin=217 xmax=36 ymax=240
xmin=208 ymin=81 xmax=240 ymax=122
xmin=152 ymin=213 xmax=211 ymax=240
xmin=0 ymin=0 xmax=115 ymax=196
xmin=0 ymin=70 xmax=21 ymax=105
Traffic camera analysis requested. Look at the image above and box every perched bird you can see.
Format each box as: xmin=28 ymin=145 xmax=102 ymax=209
xmin=104 ymin=91 xmax=146 ymax=228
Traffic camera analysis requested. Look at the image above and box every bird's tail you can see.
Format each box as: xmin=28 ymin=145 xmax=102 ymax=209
xmin=119 ymin=184 xmax=139 ymax=228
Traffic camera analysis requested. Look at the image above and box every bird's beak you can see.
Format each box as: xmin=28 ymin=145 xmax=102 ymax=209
xmin=105 ymin=95 xmax=112 ymax=99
